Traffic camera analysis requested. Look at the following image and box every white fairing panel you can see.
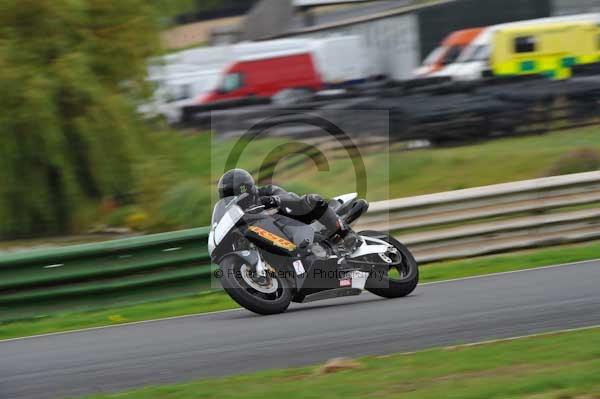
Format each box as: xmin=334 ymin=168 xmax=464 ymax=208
xmin=334 ymin=193 xmax=357 ymax=204
xmin=349 ymin=235 xmax=390 ymax=258
xmin=213 ymin=205 xmax=244 ymax=246
xmin=208 ymin=230 xmax=216 ymax=256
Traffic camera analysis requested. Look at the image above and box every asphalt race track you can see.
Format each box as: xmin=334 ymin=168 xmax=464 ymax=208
xmin=2 ymin=261 xmax=599 ymax=399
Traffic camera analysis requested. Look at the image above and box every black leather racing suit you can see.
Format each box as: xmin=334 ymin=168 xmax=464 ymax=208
xmin=257 ymin=185 xmax=341 ymax=238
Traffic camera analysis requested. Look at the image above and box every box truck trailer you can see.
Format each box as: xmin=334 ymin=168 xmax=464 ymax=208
xmin=197 ymin=36 xmax=378 ymax=104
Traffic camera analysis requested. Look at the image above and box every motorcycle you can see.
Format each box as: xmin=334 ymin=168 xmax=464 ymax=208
xmin=208 ymin=192 xmax=419 ymax=315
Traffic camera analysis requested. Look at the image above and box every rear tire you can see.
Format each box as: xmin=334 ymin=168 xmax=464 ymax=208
xmin=219 ymin=255 xmax=291 ymax=315
xmin=360 ymin=231 xmax=419 ymax=298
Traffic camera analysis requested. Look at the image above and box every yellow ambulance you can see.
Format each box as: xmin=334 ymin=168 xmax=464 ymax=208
xmin=491 ymin=21 xmax=600 ymax=79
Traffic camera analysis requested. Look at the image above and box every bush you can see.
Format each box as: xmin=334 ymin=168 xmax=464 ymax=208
xmin=159 ymin=179 xmax=212 ymax=229
xmin=104 ymin=206 xmax=144 ymax=229
xmin=543 ymin=148 xmax=600 ymax=177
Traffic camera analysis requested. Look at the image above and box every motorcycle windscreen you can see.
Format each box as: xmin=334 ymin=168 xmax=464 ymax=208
xmin=212 ymin=193 xmax=255 ymax=225
xmin=211 ymin=196 xmax=237 ymax=226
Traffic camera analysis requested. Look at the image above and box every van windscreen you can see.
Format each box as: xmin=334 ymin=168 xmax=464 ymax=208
xmin=457 ymin=45 xmax=489 ymax=63
xmin=221 ymin=73 xmax=244 ymax=92
xmin=443 ymin=45 xmax=463 ymax=65
xmin=423 ymin=46 xmax=446 ymax=66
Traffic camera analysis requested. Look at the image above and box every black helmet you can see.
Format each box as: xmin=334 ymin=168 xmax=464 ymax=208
xmin=218 ymin=169 xmax=257 ymax=199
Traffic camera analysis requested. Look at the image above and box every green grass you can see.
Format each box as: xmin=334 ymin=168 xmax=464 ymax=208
xmin=160 ymin=125 xmax=600 ymax=216
xmin=416 ymin=240 xmax=600 ymax=282
xmin=252 ymin=125 xmax=600 ymax=200
xmin=79 ymin=327 xmax=600 ymax=399
xmin=0 ymin=291 xmax=237 ymax=341
xmin=2 ymin=240 xmax=599 ymax=341
xmin=167 ymin=125 xmax=600 ymax=199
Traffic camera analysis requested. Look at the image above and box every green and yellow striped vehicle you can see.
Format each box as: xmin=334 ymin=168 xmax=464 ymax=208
xmin=491 ymin=21 xmax=600 ymax=79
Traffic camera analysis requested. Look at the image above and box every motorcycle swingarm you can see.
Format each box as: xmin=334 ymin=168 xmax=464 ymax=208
xmin=344 ymin=258 xmax=402 ymax=270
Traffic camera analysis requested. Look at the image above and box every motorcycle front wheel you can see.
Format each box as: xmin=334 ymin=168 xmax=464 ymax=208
xmin=219 ymin=254 xmax=291 ymax=315
xmin=360 ymin=231 xmax=419 ymax=298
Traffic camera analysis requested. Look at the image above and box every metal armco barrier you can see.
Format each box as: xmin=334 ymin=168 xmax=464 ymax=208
xmin=0 ymin=228 xmax=211 ymax=322
xmin=361 ymin=171 xmax=600 ymax=262
xmin=2 ymin=172 xmax=600 ymax=321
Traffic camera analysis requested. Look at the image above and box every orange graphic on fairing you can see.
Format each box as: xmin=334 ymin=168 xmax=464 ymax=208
xmin=248 ymin=226 xmax=297 ymax=251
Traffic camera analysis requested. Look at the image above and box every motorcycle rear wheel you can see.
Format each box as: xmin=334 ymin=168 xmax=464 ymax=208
xmin=360 ymin=231 xmax=419 ymax=298
xmin=219 ymin=255 xmax=292 ymax=315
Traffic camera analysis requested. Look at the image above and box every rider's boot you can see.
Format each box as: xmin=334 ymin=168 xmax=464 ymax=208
xmin=317 ymin=205 xmax=359 ymax=251
xmin=335 ymin=220 xmax=360 ymax=251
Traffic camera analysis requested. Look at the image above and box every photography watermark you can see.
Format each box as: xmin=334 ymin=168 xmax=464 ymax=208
xmin=214 ymin=267 xmax=390 ymax=284
xmin=210 ymin=108 xmax=390 ymax=291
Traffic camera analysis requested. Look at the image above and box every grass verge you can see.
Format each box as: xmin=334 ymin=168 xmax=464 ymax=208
xmin=270 ymin=125 xmax=600 ymax=200
xmin=79 ymin=327 xmax=600 ymax=399
xmin=1 ymin=240 xmax=599 ymax=341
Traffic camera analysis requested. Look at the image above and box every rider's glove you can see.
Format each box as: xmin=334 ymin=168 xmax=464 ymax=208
xmin=306 ymin=193 xmax=325 ymax=207
xmin=260 ymin=196 xmax=280 ymax=209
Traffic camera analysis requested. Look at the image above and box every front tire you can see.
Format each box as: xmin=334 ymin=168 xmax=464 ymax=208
xmin=360 ymin=231 xmax=419 ymax=298
xmin=219 ymin=255 xmax=291 ymax=315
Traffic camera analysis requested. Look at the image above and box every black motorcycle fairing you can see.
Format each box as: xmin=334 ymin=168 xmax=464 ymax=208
xmin=272 ymin=214 xmax=315 ymax=248
xmin=243 ymin=217 xmax=297 ymax=257
xmin=258 ymin=250 xmax=305 ymax=292
xmin=243 ymin=213 xmax=317 ymax=253
xmin=291 ymin=256 xmax=346 ymax=302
